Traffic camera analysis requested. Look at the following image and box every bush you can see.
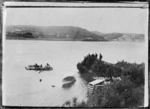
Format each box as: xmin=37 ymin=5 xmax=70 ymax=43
xmin=87 ymin=76 xmax=144 ymax=108
xmin=116 ymin=61 xmax=144 ymax=86
xmin=77 ymin=53 xmax=123 ymax=81
xmin=77 ymin=53 xmax=98 ymax=74
xmin=76 ymin=54 xmax=145 ymax=107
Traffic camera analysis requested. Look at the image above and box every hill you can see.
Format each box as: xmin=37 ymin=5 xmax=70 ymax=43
xmin=6 ymin=25 xmax=144 ymax=42
xmin=92 ymin=31 xmax=144 ymax=42
xmin=6 ymin=25 xmax=106 ymax=41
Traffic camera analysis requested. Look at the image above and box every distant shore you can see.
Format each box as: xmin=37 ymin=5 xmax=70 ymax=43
xmin=6 ymin=38 xmax=144 ymax=42
xmin=6 ymin=25 xmax=145 ymax=42
xmin=6 ymin=37 xmax=108 ymax=42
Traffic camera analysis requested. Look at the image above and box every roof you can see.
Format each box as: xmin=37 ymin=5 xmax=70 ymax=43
xmin=89 ymin=79 xmax=105 ymax=85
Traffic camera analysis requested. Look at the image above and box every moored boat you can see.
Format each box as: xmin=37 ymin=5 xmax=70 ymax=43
xmin=62 ymin=76 xmax=76 ymax=88
xmin=25 ymin=63 xmax=53 ymax=72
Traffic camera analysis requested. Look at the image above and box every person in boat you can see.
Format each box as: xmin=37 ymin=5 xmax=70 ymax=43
xmin=38 ymin=64 xmax=42 ymax=72
xmin=40 ymin=64 xmax=43 ymax=70
xmin=46 ymin=63 xmax=50 ymax=68
xmin=35 ymin=63 xmax=39 ymax=68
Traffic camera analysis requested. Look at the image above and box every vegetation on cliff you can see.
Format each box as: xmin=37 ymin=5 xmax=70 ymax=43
xmin=76 ymin=53 xmax=144 ymax=107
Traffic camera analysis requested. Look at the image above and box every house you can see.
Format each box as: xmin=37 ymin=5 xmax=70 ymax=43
xmin=87 ymin=77 xmax=121 ymax=95
xmin=88 ymin=79 xmax=106 ymax=95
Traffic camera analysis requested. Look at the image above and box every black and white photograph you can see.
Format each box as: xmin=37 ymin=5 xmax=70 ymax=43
xmin=2 ymin=2 xmax=148 ymax=108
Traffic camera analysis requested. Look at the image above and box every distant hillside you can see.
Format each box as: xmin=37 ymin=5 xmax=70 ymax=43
xmin=6 ymin=25 xmax=106 ymax=41
xmin=92 ymin=31 xmax=144 ymax=42
xmin=115 ymin=33 xmax=145 ymax=42
xmin=6 ymin=25 xmax=144 ymax=42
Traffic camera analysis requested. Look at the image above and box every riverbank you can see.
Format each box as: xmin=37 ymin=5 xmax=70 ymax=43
xmin=76 ymin=53 xmax=144 ymax=107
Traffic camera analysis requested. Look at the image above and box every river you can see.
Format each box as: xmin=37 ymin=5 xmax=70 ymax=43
xmin=3 ymin=40 xmax=146 ymax=106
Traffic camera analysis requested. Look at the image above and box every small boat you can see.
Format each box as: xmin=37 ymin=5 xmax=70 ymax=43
xmin=62 ymin=79 xmax=76 ymax=88
xmin=62 ymin=76 xmax=76 ymax=88
xmin=25 ymin=64 xmax=53 ymax=72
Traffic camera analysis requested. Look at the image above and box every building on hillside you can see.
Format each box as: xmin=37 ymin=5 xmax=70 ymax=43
xmin=87 ymin=79 xmax=106 ymax=95
xmin=87 ymin=77 xmax=121 ymax=95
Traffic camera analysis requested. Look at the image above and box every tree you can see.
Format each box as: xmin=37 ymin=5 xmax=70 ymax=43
xmin=87 ymin=76 xmax=144 ymax=108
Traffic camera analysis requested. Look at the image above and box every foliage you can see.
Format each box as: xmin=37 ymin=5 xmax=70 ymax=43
xmin=71 ymin=97 xmax=87 ymax=107
xmin=64 ymin=100 xmax=71 ymax=107
xmin=87 ymin=76 xmax=144 ymax=107
xmin=77 ymin=53 xmax=145 ymax=107
xmin=77 ymin=54 xmax=144 ymax=86
xmin=77 ymin=53 xmax=98 ymax=74
xmin=116 ymin=60 xmax=144 ymax=86
xmin=77 ymin=53 xmax=122 ymax=81
xmin=6 ymin=31 xmax=37 ymax=39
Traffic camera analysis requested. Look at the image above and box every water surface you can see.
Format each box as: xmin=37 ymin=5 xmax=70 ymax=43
xmin=3 ymin=40 xmax=146 ymax=106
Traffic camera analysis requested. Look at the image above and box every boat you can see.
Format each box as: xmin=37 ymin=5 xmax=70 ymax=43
xmin=25 ymin=64 xmax=53 ymax=72
xmin=62 ymin=76 xmax=76 ymax=88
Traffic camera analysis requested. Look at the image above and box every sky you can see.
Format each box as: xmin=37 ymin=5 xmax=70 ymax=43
xmin=5 ymin=7 xmax=148 ymax=34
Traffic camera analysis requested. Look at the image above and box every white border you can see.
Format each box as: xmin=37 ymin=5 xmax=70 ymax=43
xmin=2 ymin=2 xmax=149 ymax=107
xmin=2 ymin=4 xmax=7 ymax=106
xmin=3 ymin=2 xmax=149 ymax=8
xmin=144 ymin=7 xmax=149 ymax=107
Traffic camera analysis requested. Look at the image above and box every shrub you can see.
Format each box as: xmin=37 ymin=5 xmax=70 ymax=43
xmin=77 ymin=54 xmax=144 ymax=107
xmin=87 ymin=76 xmax=144 ymax=108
